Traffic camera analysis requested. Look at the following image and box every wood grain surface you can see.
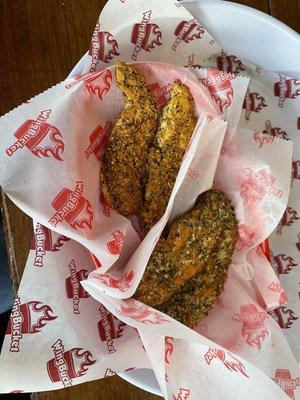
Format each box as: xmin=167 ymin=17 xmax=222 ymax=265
xmin=0 ymin=0 xmax=299 ymax=399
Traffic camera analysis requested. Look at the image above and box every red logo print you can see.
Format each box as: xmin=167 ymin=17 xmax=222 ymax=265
xmin=100 ymin=190 xmax=110 ymax=217
xmin=49 ymin=181 xmax=93 ymax=230
xmin=232 ymin=304 xmax=268 ymax=349
xmin=204 ymin=347 xmax=249 ymax=378
xmin=217 ymin=51 xmax=246 ymax=75
xmin=221 ymin=141 xmax=240 ymax=158
xmin=7 ymin=295 xmax=57 ymax=352
xmin=107 ymin=230 xmax=124 ymax=255
xmin=268 ymin=282 xmax=288 ymax=305
xmin=67 ymin=70 xmax=112 ymax=101
xmin=6 ymin=110 xmax=64 ymax=161
xmin=172 ymin=388 xmax=191 ymax=400
xmin=274 ymin=369 xmax=300 ymax=400
xmin=292 ymin=160 xmax=300 ymax=180
xmin=118 ymin=299 xmax=170 ymax=324
xmin=240 ymin=167 xmax=282 ymax=207
xmin=131 ymin=10 xmax=162 ymax=61
xmin=259 ymin=238 xmax=271 ymax=261
xmin=185 ymin=54 xmax=201 ymax=69
xmin=235 ymin=224 xmax=255 ymax=251
xmin=47 ymin=339 xmax=96 ymax=387
xmin=89 ymin=21 xmax=120 ymax=72
xmin=30 ymin=223 xmax=70 ymax=267
xmin=269 ymin=307 xmax=298 ymax=329
xmin=98 ymin=304 xmax=126 ymax=354
xmin=263 ymin=119 xmax=289 ymax=139
xmin=105 ymin=368 xmax=116 ymax=377
xmin=295 ymin=233 xmax=300 ymax=252
xmin=243 ymin=90 xmax=267 ymax=121
xmin=187 ymin=166 xmax=199 ymax=181
xmin=65 ymin=260 xmax=90 ymax=315
xmin=277 ymin=207 xmax=300 ymax=234
xmin=270 ymin=253 xmax=297 ymax=275
xmin=97 ymin=270 xmax=134 ymax=292
xmin=85 ymin=122 xmax=111 ymax=160
xmin=274 ymin=74 xmax=300 ymax=108
xmin=253 ymin=131 xmax=275 ymax=149
xmin=165 ymin=336 xmax=174 ymax=364
xmin=200 ymin=70 xmax=233 ymax=113
xmin=149 ymin=82 xmax=172 ymax=109
xmin=172 ymin=19 xmax=205 ymax=51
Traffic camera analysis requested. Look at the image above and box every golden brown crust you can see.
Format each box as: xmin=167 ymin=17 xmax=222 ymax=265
xmin=135 ymin=189 xmax=238 ymax=326
xmin=158 ymin=206 xmax=237 ymax=327
xmin=101 ymin=61 xmax=159 ymax=216
xmin=140 ymin=81 xmax=197 ymax=229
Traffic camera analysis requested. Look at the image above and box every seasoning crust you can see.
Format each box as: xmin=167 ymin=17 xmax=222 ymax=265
xmin=101 ymin=61 xmax=159 ymax=216
xmin=140 ymin=81 xmax=197 ymax=229
xmin=135 ymin=189 xmax=238 ymax=327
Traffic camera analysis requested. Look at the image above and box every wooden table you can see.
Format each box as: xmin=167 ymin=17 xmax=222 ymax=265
xmin=0 ymin=1 xmax=299 ymax=399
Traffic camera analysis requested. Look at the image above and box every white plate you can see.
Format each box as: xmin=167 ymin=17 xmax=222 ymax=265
xmin=68 ymin=1 xmax=300 ymax=396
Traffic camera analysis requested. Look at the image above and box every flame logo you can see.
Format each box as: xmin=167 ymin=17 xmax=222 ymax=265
xmin=292 ymin=160 xmax=300 ymax=179
xmin=269 ymin=307 xmax=298 ymax=329
xmin=165 ymin=336 xmax=174 ymax=364
xmin=146 ymin=25 xmax=162 ymax=50
xmin=243 ymin=92 xmax=268 ymax=112
xmin=118 ymin=299 xmax=170 ymax=324
xmin=70 ymin=200 xmax=93 ymax=230
xmin=174 ymin=19 xmax=205 ymax=43
xmin=89 ymin=29 xmax=120 ymax=64
xmin=268 ymin=281 xmax=288 ymax=305
xmin=97 ymin=270 xmax=134 ymax=292
xmin=205 ymin=348 xmax=249 ymax=378
xmin=233 ymin=305 xmax=269 ymax=349
xmin=31 ymin=128 xmax=64 ymax=161
xmin=29 ymin=301 xmax=58 ymax=333
xmin=217 ymin=51 xmax=245 ymax=75
xmin=253 ymin=93 xmax=268 ymax=111
xmin=270 ymin=253 xmax=298 ymax=275
xmin=216 ymin=349 xmax=250 ymax=378
xmin=72 ymin=348 xmax=96 ymax=376
xmin=102 ymin=32 xmax=121 ymax=62
xmin=212 ymin=89 xmax=233 ymax=113
xmin=263 ymin=127 xmax=288 ymax=140
xmin=243 ymin=328 xmax=269 ymax=350
xmin=52 ymin=234 xmax=70 ymax=251
xmin=83 ymin=69 xmax=112 ymax=100
xmin=253 ymin=131 xmax=275 ymax=148
xmin=281 ymin=207 xmax=300 ymax=226
xmin=172 ymin=388 xmax=191 ymax=400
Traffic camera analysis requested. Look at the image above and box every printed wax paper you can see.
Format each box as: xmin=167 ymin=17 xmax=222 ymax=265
xmin=1 ymin=0 xmax=299 ymax=399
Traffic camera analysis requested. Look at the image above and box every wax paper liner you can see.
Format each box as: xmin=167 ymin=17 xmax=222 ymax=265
xmin=207 ymin=43 xmax=300 ymax=366
xmin=82 ymin=0 xmax=300 ymax=371
xmin=82 ymin=124 xmax=299 ymax=399
xmin=0 ymin=60 xmax=230 ymax=275
xmin=0 ymin=227 xmax=150 ymax=392
xmin=0 ymin=0 xmax=299 ymax=397
xmin=0 ymin=57 xmax=243 ymax=394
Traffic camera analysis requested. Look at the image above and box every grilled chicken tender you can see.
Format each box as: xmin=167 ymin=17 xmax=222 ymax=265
xmin=158 ymin=206 xmax=237 ymax=327
xmin=140 ymin=81 xmax=197 ymax=229
xmin=135 ymin=189 xmax=237 ymax=309
xmin=101 ymin=61 xmax=159 ymax=216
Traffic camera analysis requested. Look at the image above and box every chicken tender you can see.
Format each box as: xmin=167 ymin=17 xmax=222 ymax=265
xmin=158 ymin=207 xmax=237 ymax=327
xmin=101 ymin=61 xmax=159 ymax=217
xmin=135 ymin=189 xmax=237 ymax=308
xmin=140 ymin=81 xmax=197 ymax=229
